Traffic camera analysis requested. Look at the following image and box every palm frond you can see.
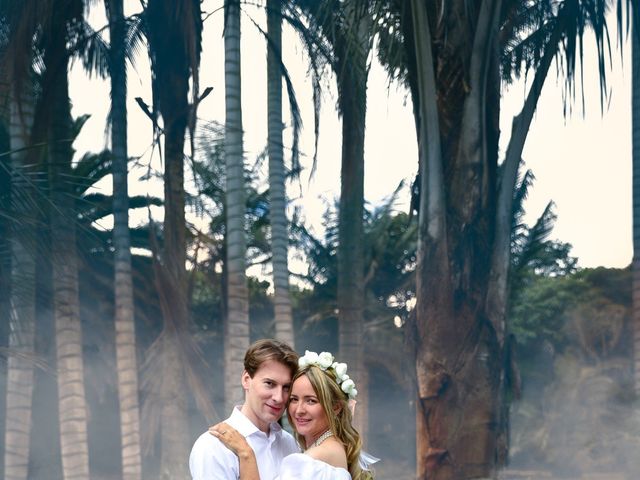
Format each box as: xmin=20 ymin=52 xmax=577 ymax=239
xmin=71 ymin=149 xmax=112 ymax=196
xmin=69 ymin=18 xmax=110 ymax=79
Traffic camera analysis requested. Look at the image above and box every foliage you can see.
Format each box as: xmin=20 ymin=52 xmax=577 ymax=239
xmin=291 ymin=191 xmax=417 ymax=373
xmin=509 ymin=266 xmax=636 ymax=475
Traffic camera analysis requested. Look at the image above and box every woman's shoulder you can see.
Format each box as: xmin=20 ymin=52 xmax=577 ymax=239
xmin=306 ymin=437 xmax=348 ymax=470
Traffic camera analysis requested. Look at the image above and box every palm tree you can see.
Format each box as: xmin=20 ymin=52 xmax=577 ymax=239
xmin=632 ymin=0 xmax=640 ymax=395
xmin=267 ymin=0 xmax=295 ymax=348
xmin=1 ymin=6 xmax=39 ymax=478
xmin=45 ymin=3 xmax=91 ymax=477
xmin=143 ymin=0 xmax=202 ymax=477
xmin=2 ymin=4 xmax=131 ymax=476
xmin=296 ymin=0 xmax=373 ymax=438
xmin=106 ymin=0 xmax=142 ymax=476
xmin=334 ymin=1 xmax=372 ymax=439
xmin=392 ymin=1 xmax=616 ymax=477
xmin=4 ymin=80 xmax=37 ymax=480
xmin=223 ymin=0 xmax=250 ymax=413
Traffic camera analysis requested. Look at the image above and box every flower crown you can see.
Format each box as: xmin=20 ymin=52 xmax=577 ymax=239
xmin=298 ymin=350 xmax=358 ymax=400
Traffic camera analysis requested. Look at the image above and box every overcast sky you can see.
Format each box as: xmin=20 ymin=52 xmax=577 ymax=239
xmin=71 ymin=2 xmax=632 ymax=269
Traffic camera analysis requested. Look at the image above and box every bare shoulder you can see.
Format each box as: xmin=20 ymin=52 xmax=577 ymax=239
xmin=307 ymin=437 xmax=348 ymax=469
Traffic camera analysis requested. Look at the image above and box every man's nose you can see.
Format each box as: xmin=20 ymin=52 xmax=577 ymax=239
xmin=272 ymin=387 xmax=284 ymax=403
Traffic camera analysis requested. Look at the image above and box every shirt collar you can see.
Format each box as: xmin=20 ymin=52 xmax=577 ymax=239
xmin=229 ymin=406 xmax=283 ymax=439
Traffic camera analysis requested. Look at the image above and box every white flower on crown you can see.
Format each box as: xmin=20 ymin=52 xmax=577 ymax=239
xmin=318 ymin=351 xmax=334 ymax=369
xmin=298 ymin=350 xmax=358 ymax=399
xmin=333 ymin=362 xmax=347 ymax=379
xmin=341 ymin=378 xmax=357 ymax=398
xmin=298 ymin=350 xmax=319 ymax=368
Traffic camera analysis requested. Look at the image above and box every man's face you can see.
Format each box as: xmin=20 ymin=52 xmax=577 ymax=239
xmin=241 ymin=359 xmax=293 ymax=433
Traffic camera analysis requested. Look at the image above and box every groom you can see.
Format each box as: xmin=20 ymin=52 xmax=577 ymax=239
xmin=189 ymin=339 xmax=299 ymax=479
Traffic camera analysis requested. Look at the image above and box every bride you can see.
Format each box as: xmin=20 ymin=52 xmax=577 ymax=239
xmin=210 ymin=350 xmax=376 ymax=480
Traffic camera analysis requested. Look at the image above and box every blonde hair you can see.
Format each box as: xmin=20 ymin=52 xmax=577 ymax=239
xmin=287 ymin=365 xmax=374 ymax=480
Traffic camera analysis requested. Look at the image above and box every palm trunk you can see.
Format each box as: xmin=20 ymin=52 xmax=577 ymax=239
xmin=410 ymin=1 xmax=503 ymax=479
xmin=632 ymin=5 xmax=640 ymax=395
xmin=408 ymin=2 xmax=446 ymax=473
xmin=224 ymin=0 xmax=250 ymax=413
xmin=108 ymin=0 xmax=142 ymax=477
xmin=336 ymin=2 xmax=370 ymax=441
xmin=158 ymin=115 xmax=190 ymax=479
xmin=0 ymin=122 xmax=8 ymax=480
xmin=145 ymin=1 xmax=201 ymax=475
xmin=267 ymin=0 xmax=294 ymax=348
xmin=4 ymin=87 xmax=36 ymax=480
xmin=47 ymin=19 xmax=90 ymax=479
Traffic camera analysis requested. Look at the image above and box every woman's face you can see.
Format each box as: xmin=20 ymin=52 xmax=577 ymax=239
xmin=288 ymin=374 xmax=330 ymax=444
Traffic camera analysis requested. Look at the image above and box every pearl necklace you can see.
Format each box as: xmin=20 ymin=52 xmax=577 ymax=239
xmin=308 ymin=430 xmax=333 ymax=449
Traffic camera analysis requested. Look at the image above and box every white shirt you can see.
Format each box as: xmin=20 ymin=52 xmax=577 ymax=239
xmin=277 ymin=453 xmax=351 ymax=480
xmin=189 ymin=407 xmax=300 ymax=480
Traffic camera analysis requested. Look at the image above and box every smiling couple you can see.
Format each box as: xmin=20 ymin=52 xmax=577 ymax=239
xmin=189 ymin=339 xmax=376 ymax=480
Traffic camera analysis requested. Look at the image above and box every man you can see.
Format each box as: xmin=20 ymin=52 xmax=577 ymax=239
xmin=190 ymin=339 xmax=299 ymax=479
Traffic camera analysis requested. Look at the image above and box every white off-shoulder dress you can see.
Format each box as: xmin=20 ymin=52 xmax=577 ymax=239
xmin=276 ymin=453 xmax=351 ymax=480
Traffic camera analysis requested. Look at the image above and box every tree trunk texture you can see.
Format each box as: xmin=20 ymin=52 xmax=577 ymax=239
xmin=47 ymin=20 xmax=90 ymax=479
xmin=108 ymin=0 xmax=142 ymax=477
xmin=158 ymin=333 xmax=189 ymax=480
xmin=336 ymin=2 xmax=370 ymax=441
xmin=632 ymin=5 xmax=640 ymax=395
xmin=157 ymin=82 xmax=191 ymax=480
xmin=267 ymin=0 xmax=295 ymax=348
xmin=410 ymin=1 xmax=504 ymax=479
xmin=4 ymin=88 xmax=36 ymax=480
xmin=224 ymin=0 xmax=250 ymax=413
xmin=0 ymin=98 xmax=9 ymax=480
xmin=144 ymin=0 xmax=198 ymax=475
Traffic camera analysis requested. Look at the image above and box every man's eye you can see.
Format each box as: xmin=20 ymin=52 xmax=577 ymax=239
xmin=264 ymin=381 xmax=273 ymax=387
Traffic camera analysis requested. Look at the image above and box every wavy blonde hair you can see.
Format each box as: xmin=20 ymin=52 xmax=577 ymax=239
xmin=287 ymin=365 xmax=374 ymax=480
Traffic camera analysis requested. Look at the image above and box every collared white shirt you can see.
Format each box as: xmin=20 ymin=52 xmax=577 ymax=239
xmin=189 ymin=407 xmax=300 ymax=480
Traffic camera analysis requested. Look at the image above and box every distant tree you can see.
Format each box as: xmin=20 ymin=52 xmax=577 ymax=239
xmin=632 ymin=0 xmax=640 ymax=395
xmin=4 ymin=86 xmax=37 ymax=480
xmin=2 ymin=32 xmax=38 ymax=480
xmin=267 ymin=0 xmax=295 ymax=348
xmin=142 ymin=0 xmax=203 ymax=476
xmin=0 ymin=110 xmax=8 ymax=480
xmin=292 ymin=193 xmax=417 ymax=377
xmin=223 ymin=0 xmax=250 ymax=413
xmin=296 ymin=0 xmax=374 ymax=437
xmin=106 ymin=0 xmax=142 ymax=476
xmin=45 ymin=2 xmax=91 ymax=476
xmin=1 ymin=5 xmax=39 ymax=478
xmin=509 ymin=267 xmax=636 ymax=476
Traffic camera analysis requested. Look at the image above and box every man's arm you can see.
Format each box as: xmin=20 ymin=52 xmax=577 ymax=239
xmin=189 ymin=432 xmax=239 ymax=480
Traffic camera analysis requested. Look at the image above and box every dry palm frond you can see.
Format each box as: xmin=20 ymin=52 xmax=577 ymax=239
xmin=140 ymin=230 xmax=219 ymax=455
xmin=0 ymin=346 xmax=54 ymax=373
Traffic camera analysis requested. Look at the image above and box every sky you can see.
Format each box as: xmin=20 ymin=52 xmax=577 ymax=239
xmin=70 ymin=1 xmax=633 ymax=270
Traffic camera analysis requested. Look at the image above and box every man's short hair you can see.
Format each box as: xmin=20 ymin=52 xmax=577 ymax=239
xmin=244 ymin=339 xmax=298 ymax=378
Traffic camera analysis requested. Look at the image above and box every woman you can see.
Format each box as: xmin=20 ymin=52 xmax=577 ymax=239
xmin=210 ymin=350 xmax=375 ymax=480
